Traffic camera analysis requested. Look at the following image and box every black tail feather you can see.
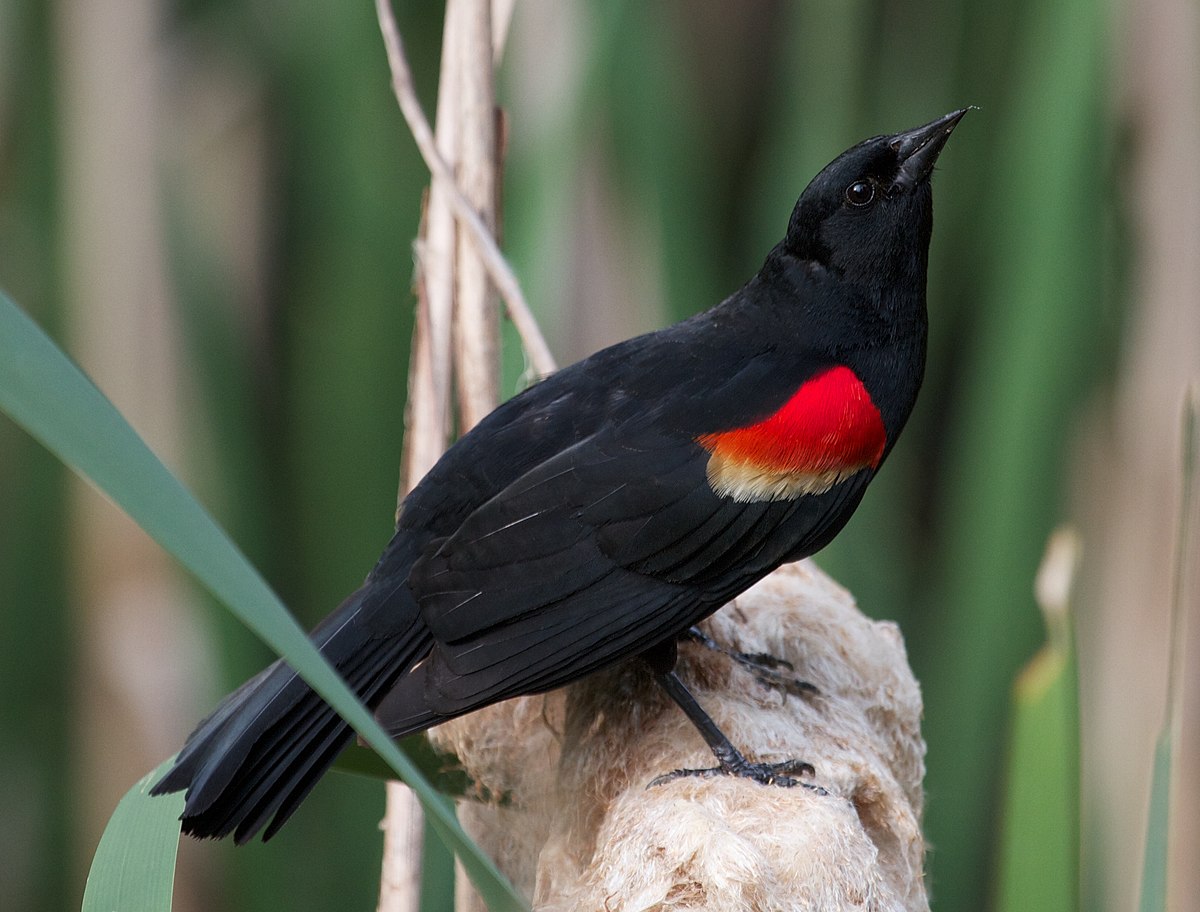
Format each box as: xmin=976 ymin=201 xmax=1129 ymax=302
xmin=152 ymin=585 xmax=429 ymax=842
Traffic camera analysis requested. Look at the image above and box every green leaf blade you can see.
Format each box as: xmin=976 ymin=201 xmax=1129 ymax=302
xmin=0 ymin=290 xmax=525 ymax=911
xmin=994 ymin=642 xmax=1080 ymax=912
xmin=994 ymin=530 xmax=1081 ymax=912
xmin=1139 ymin=730 xmax=1172 ymax=912
xmin=82 ymin=759 xmax=184 ymax=912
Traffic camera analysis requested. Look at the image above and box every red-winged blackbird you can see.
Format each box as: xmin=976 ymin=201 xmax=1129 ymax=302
xmin=153 ymin=109 xmax=967 ymax=842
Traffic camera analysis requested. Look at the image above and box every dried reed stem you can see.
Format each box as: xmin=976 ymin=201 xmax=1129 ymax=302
xmin=376 ymin=0 xmax=557 ymax=380
xmin=375 ymin=1 xmax=542 ymax=910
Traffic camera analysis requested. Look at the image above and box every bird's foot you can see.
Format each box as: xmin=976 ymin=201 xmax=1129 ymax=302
xmin=684 ymin=628 xmax=818 ymax=698
xmin=649 ymin=670 xmax=828 ymax=795
xmin=648 ymin=754 xmax=825 ymax=793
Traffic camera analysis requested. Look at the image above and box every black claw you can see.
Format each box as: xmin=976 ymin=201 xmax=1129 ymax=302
xmin=737 ymin=651 xmax=795 ymax=673
xmin=647 ymin=756 xmax=820 ymax=791
xmin=752 ymin=668 xmax=819 ymax=699
xmin=683 ymin=629 xmax=819 ymax=698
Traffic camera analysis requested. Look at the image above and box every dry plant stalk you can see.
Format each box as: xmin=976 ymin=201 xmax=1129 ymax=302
xmin=376 ymin=0 xmax=555 ymax=383
xmin=375 ymin=1 xmax=527 ymax=910
xmin=449 ymin=0 xmax=498 ymax=428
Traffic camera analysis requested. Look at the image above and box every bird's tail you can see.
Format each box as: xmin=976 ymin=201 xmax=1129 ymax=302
xmin=151 ymin=579 xmax=428 ymax=843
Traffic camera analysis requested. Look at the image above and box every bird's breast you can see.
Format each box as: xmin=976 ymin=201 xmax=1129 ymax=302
xmin=697 ymin=365 xmax=886 ymax=503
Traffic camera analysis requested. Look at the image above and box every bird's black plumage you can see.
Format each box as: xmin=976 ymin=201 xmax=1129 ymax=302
xmin=153 ymin=109 xmax=967 ymax=842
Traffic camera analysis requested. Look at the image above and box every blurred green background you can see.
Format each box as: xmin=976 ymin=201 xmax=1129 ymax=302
xmin=1 ymin=0 xmax=1197 ymax=910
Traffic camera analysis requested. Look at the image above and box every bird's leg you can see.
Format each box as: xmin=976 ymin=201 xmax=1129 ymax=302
xmin=683 ymin=627 xmax=818 ymax=698
xmin=647 ymin=669 xmax=823 ymax=792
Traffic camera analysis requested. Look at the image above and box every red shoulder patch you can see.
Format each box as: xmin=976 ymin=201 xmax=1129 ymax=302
xmin=697 ymin=366 xmax=886 ymax=502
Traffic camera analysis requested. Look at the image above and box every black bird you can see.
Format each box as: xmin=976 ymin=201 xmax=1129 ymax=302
xmin=153 ymin=109 xmax=967 ymax=842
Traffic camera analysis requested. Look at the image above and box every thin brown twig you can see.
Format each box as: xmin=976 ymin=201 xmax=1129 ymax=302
xmin=375 ymin=0 xmax=558 ymax=379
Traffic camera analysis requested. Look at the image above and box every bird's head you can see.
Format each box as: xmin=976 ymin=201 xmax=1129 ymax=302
xmin=784 ymin=109 xmax=968 ymax=289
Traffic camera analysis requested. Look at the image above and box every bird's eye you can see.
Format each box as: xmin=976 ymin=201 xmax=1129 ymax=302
xmin=844 ymin=180 xmax=875 ymax=207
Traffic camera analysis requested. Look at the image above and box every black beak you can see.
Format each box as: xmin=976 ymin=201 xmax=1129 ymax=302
xmin=889 ymin=108 xmax=969 ymax=193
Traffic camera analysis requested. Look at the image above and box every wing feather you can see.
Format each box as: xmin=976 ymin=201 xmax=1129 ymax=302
xmin=422 ymin=569 xmax=697 ymax=712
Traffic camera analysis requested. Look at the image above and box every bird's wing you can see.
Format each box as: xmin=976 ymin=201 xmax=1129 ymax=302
xmin=405 ymin=410 xmax=872 ymax=715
